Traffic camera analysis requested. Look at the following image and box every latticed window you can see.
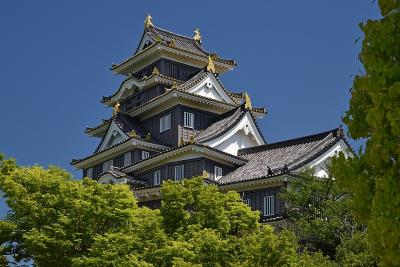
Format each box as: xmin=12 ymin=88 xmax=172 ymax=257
xmin=153 ymin=170 xmax=161 ymax=185
xmin=214 ymin=166 xmax=223 ymax=180
xmin=264 ymin=195 xmax=275 ymax=216
xmin=142 ymin=151 xmax=150 ymax=160
xmin=175 ymin=165 xmax=184 ymax=181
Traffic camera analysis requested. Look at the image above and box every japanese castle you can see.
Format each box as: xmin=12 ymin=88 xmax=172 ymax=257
xmin=71 ymin=15 xmax=351 ymax=222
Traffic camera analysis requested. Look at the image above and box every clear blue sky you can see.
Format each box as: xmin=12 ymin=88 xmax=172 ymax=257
xmin=0 ymin=1 xmax=380 ymax=215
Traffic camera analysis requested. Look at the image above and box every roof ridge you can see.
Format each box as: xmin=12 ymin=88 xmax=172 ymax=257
xmin=238 ymin=128 xmax=340 ymax=156
xmin=151 ymin=26 xmax=197 ymax=42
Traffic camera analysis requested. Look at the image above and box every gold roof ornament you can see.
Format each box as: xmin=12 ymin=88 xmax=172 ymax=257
xmin=243 ymin=92 xmax=252 ymax=110
xmin=113 ymin=101 xmax=121 ymax=116
xmin=189 ymin=135 xmax=195 ymax=144
xmin=144 ymin=14 xmax=154 ymax=29
xmin=152 ymin=66 xmax=160 ymax=75
xmin=145 ymin=133 xmax=152 ymax=141
xmin=206 ymin=55 xmax=216 ymax=73
xmin=168 ymin=39 xmax=176 ymax=48
xmin=193 ymin=28 xmax=202 ymax=43
xmin=202 ymin=170 xmax=209 ymax=178
xmin=171 ymin=81 xmax=178 ymax=89
xmin=128 ymin=130 xmax=137 ymax=138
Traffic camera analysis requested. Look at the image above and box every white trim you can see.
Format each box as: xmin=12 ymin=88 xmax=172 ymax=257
xmin=300 ymin=139 xmax=351 ymax=178
xmin=98 ymin=173 xmax=128 ymax=184
xmin=186 ymin=74 xmax=236 ymax=104
xmin=205 ymin=113 xmax=265 ymax=155
xmin=98 ymin=121 xmax=129 ymax=152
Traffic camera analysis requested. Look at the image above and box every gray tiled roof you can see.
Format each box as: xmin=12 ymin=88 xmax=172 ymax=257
xmin=218 ymin=128 xmax=343 ymax=184
xmin=195 ymin=106 xmax=246 ymax=143
xmin=146 ymin=27 xmax=207 ymax=55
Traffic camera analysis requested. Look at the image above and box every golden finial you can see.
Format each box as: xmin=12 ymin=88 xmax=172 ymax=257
xmin=243 ymin=92 xmax=252 ymax=110
xmin=206 ymin=55 xmax=216 ymax=73
xmin=128 ymin=130 xmax=137 ymax=138
xmin=144 ymin=14 xmax=154 ymax=29
xmin=193 ymin=28 xmax=201 ymax=43
xmin=113 ymin=101 xmax=121 ymax=116
xmin=152 ymin=66 xmax=159 ymax=75
xmin=145 ymin=133 xmax=151 ymax=141
xmin=168 ymin=39 xmax=176 ymax=48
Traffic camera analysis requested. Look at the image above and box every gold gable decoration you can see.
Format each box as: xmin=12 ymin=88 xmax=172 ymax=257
xmin=113 ymin=101 xmax=121 ymax=116
xmin=243 ymin=92 xmax=252 ymax=110
xmin=144 ymin=14 xmax=154 ymax=29
xmin=206 ymin=55 xmax=216 ymax=73
xmin=152 ymin=66 xmax=160 ymax=75
xmin=193 ymin=28 xmax=201 ymax=43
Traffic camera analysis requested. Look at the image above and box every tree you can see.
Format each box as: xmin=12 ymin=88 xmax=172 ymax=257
xmin=331 ymin=1 xmax=400 ymax=265
xmin=280 ymin=169 xmax=377 ymax=265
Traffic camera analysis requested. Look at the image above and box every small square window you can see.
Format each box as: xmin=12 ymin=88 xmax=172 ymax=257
xmin=160 ymin=114 xmax=171 ymax=133
xmin=183 ymin=112 xmax=194 ymax=128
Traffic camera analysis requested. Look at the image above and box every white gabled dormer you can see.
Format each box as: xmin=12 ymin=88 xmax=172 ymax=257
xmin=186 ymin=73 xmax=236 ymax=105
xmin=205 ymin=112 xmax=265 ymax=156
xmin=97 ymin=120 xmax=129 ymax=152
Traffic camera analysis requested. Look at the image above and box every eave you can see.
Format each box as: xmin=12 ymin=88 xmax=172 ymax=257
xmin=126 ymin=88 xmax=240 ymax=120
xmin=85 ymin=119 xmax=112 ymax=137
xmin=101 ymin=73 xmax=184 ymax=107
xmin=122 ymin=143 xmax=247 ymax=174
xmin=71 ymin=137 xmax=169 ymax=169
xmin=111 ymin=43 xmax=236 ymax=76
xmin=218 ymin=173 xmax=299 ymax=191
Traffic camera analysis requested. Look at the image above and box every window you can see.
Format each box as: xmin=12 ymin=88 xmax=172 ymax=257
xmin=175 ymin=165 xmax=184 ymax=181
xmin=142 ymin=151 xmax=150 ymax=160
xmin=160 ymin=114 xmax=171 ymax=133
xmin=153 ymin=170 xmax=161 ymax=186
xmin=113 ymin=154 xmax=125 ymax=168
xmin=183 ymin=112 xmax=194 ymax=128
xmin=264 ymin=195 xmax=275 ymax=216
xmin=214 ymin=166 xmax=223 ymax=180
xmin=243 ymin=199 xmax=251 ymax=207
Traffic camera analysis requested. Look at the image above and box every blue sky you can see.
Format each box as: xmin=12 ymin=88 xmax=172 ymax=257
xmin=0 ymin=1 xmax=380 ymax=215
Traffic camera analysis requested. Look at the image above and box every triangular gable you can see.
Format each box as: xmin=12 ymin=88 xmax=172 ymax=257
xmin=97 ymin=120 xmax=129 ymax=152
xmin=205 ymin=112 xmax=265 ymax=156
xmin=186 ymin=73 xmax=236 ymax=105
xmin=135 ymin=31 xmax=155 ymax=54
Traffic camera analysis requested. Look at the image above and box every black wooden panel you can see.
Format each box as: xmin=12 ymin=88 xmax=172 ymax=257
xmin=239 ymin=186 xmax=285 ymax=220
xmin=92 ymin=164 xmax=103 ymax=179
xmin=143 ymin=107 xmax=179 ymax=146
xmin=113 ymin=154 xmax=125 ymax=168
xmin=139 ymin=200 xmax=161 ymax=209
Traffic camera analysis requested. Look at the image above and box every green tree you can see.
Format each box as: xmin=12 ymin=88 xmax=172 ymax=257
xmin=280 ymin=169 xmax=377 ymax=265
xmin=331 ymin=1 xmax=400 ymax=265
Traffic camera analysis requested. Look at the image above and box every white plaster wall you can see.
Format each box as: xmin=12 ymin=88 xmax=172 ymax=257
xmin=214 ymin=130 xmax=259 ymax=156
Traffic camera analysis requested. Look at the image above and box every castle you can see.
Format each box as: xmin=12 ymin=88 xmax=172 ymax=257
xmin=71 ymin=15 xmax=351 ymax=222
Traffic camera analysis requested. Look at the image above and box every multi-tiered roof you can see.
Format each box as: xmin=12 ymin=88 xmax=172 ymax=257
xmin=71 ymin=16 xmax=351 ymax=216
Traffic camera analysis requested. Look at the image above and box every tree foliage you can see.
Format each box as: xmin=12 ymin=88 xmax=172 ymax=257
xmin=0 ymin=155 xmax=315 ymax=267
xmin=280 ymin=169 xmax=377 ymax=266
xmin=331 ymin=1 xmax=400 ymax=266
